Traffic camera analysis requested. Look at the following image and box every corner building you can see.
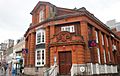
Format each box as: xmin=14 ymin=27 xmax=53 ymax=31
xmin=24 ymin=1 xmax=120 ymax=76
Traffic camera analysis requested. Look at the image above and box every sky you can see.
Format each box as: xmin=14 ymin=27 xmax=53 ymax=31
xmin=0 ymin=0 xmax=120 ymax=43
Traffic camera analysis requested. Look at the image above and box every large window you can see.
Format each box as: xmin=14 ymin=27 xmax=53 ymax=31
xmin=108 ymin=51 xmax=111 ymax=62
xmin=36 ymin=29 xmax=45 ymax=44
xmin=61 ymin=25 xmax=75 ymax=32
xmin=106 ymin=36 xmax=109 ymax=47
xmin=97 ymin=48 xmax=101 ymax=64
xmin=103 ymin=49 xmax=106 ymax=63
xmin=95 ymin=30 xmax=99 ymax=43
xmin=102 ymin=34 xmax=104 ymax=45
xmin=102 ymin=34 xmax=107 ymax=63
xmin=39 ymin=10 xmax=44 ymax=22
xmin=106 ymin=36 xmax=111 ymax=62
xmin=36 ymin=49 xmax=45 ymax=66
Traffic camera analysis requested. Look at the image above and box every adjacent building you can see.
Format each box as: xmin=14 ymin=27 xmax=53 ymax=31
xmin=5 ymin=39 xmax=14 ymax=63
xmin=12 ymin=37 xmax=25 ymax=74
xmin=0 ymin=43 xmax=6 ymax=62
xmin=13 ymin=37 xmax=25 ymax=64
xmin=106 ymin=19 xmax=120 ymax=36
xmin=24 ymin=1 xmax=120 ymax=76
xmin=0 ymin=39 xmax=14 ymax=65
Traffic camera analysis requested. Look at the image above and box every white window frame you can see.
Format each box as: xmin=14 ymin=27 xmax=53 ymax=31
xmin=95 ymin=31 xmax=98 ymax=43
xmin=36 ymin=29 xmax=45 ymax=45
xmin=35 ymin=49 xmax=45 ymax=67
xmin=106 ymin=37 xmax=109 ymax=47
xmin=61 ymin=25 xmax=75 ymax=32
xmin=103 ymin=49 xmax=106 ymax=63
xmin=108 ymin=51 xmax=111 ymax=62
xmin=102 ymin=34 xmax=104 ymax=45
xmin=39 ymin=10 xmax=44 ymax=22
xmin=97 ymin=48 xmax=101 ymax=64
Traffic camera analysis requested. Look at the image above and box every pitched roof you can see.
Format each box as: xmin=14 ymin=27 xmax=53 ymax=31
xmin=26 ymin=2 xmax=120 ymax=40
xmin=30 ymin=1 xmax=55 ymax=15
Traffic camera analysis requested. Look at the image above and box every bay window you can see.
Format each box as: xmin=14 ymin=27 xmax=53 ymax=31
xmin=36 ymin=29 xmax=45 ymax=44
xmin=36 ymin=49 xmax=45 ymax=66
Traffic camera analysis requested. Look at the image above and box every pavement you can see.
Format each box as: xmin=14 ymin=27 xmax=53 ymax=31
xmin=5 ymin=68 xmax=24 ymax=76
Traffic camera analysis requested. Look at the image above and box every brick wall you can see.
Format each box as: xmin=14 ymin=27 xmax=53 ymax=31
xmin=24 ymin=1 xmax=120 ymax=70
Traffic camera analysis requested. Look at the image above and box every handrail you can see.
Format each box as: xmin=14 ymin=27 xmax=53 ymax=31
xmin=49 ymin=65 xmax=57 ymax=75
xmin=44 ymin=65 xmax=57 ymax=76
xmin=44 ymin=68 xmax=51 ymax=76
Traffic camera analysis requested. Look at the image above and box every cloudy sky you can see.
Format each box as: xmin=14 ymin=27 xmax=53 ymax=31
xmin=0 ymin=0 xmax=120 ymax=43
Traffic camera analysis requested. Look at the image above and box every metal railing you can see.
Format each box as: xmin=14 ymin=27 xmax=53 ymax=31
xmin=44 ymin=65 xmax=57 ymax=76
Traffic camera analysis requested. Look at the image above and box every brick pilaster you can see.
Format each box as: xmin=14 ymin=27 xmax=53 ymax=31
xmin=80 ymin=21 xmax=91 ymax=63
xmin=28 ymin=34 xmax=31 ymax=66
xmin=29 ymin=31 xmax=35 ymax=67
xmin=103 ymin=34 xmax=109 ymax=64
xmin=50 ymin=25 xmax=55 ymax=38
xmin=118 ymin=42 xmax=120 ymax=64
xmin=98 ymin=31 xmax=104 ymax=64
xmin=114 ymin=40 xmax=117 ymax=64
xmin=92 ymin=27 xmax=98 ymax=63
xmin=24 ymin=38 xmax=28 ymax=66
xmin=45 ymin=26 xmax=50 ymax=67
xmin=108 ymin=37 xmax=115 ymax=64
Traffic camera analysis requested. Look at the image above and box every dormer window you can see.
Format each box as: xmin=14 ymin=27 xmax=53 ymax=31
xmin=61 ymin=25 xmax=75 ymax=32
xmin=39 ymin=10 xmax=44 ymax=22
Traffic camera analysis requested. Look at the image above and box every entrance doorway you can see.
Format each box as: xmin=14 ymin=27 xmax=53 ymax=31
xmin=59 ymin=51 xmax=72 ymax=75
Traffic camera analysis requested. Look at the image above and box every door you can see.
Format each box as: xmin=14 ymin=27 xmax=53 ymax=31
xmin=59 ymin=51 xmax=72 ymax=75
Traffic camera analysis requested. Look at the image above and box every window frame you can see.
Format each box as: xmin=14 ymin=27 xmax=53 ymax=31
xmin=102 ymin=34 xmax=104 ymax=45
xmin=39 ymin=10 xmax=44 ymax=22
xmin=35 ymin=49 xmax=45 ymax=67
xmin=103 ymin=49 xmax=106 ymax=63
xmin=36 ymin=29 xmax=45 ymax=45
xmin=95 ymin=30 xmax=99 ymax=43
xmin=108 ymin=51 xmax=111 ymax=62
xmin=97 ymin=48 xmax=101 ymax=64
xmin=61 ymin=25 xmax=75 ymax=32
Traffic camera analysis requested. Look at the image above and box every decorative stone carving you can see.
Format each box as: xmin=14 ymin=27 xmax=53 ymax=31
xmin=56 ymin=31 xmax=71 ymax=42
xmin=50 ymin=31 xmax=85 ymax=46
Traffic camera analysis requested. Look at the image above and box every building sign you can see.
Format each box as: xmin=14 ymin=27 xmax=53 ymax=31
xmin=88 ymin=40 xmax=96 ymax=47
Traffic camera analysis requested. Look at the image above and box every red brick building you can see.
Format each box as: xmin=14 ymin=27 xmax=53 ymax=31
xmin=24 ymin=1 xmax=120 ymax=76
